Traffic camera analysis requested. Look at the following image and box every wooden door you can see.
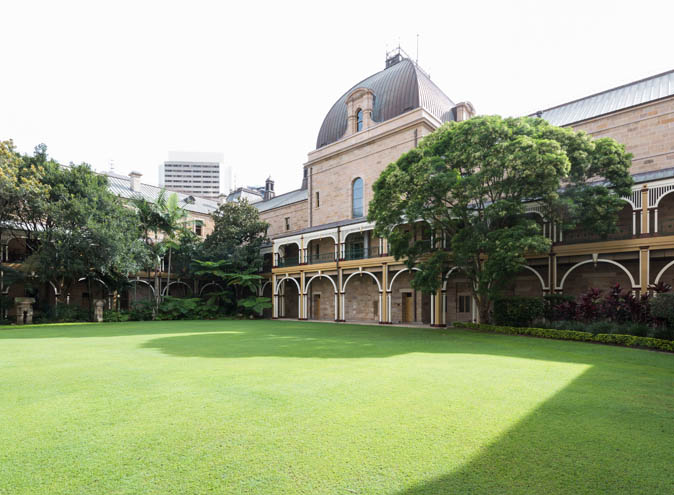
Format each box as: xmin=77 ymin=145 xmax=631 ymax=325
xmin=313 ymin=294 xmax=321 ymax=320
xmin=402 ymin=293 xmax=413 ymax=322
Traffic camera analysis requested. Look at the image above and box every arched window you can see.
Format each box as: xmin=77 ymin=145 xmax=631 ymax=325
xmin=352 ymin=177 xmax=363 ymax=218
xmin=356 ymin=108 xmax=363 ymax=132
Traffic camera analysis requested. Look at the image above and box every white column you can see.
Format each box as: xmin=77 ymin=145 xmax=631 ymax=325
xmin=654 ymin=208 xmax=659 ymax=233
xmin=632 ymin=211 xmax=637 ymax=236
xmin=340 ymin=292 xmax=345 ymax=321
xmin=387 ymin=292 xmax=392 ymax=323
xmin=334 ymin=292 xmax=338 ymax=321
xmin=646 ymin=210 xmax=650 ymax=234
xmin=442 ymin=290 xmax=447 ymax=326
xmin=378 ymin=292 xmax=382 ymax=323
xmin=430 ymin=294 xmax=435 ymax=325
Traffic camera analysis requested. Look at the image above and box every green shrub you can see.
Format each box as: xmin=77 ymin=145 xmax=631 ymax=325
xmin=157 ymin=297 xmax=220 ymax=320
xmin=650 ymin=293 xmax=674 ymax=323
xmin=129 ymin=301 xmax=155 ymax=321
xmin=103 ymin=310 xmax=130 ymax=322
xmin=543 ymin=294 xmax=574 ymax=320
xmin=452 ymin=322 xmax=674 ymax=352
xmin=33 ymin=304 xmax=90 ymax=323
xmin=492 ymin=296 xmax=544 ymax=327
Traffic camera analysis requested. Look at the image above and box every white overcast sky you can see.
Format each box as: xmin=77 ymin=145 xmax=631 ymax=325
xmin=2 ymin=0 xmax=672 ymax=195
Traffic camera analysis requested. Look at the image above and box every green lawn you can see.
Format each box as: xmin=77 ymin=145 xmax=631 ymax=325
xmin=0 ymin=320 xmax=672 ymax=495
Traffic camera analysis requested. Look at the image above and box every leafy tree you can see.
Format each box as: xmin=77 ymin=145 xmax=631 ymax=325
xmin=369 ymin=116 xmax=633 ymax=322
xmin=193 ymin=260 xmax=270 ymax=316
xmin=13 ymin=147 xmax=146 ymax=319
xmin=159 ymin=192 xmax=188 ymax=297
xmin=130 ymin=191 xmax=170 ymax=303
xmin=201 ymin=200 xmax=269 ymax=273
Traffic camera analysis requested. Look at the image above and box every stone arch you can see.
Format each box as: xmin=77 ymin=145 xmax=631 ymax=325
xmin=654 ymin=188 xmax=674 ymax=207
xmin=387 ymin=267 xmax=430 ymax=324
xmin=654 ymin=260 xmax=674 ymax=285
xmin=343 ymin=270 xmax=381 ymax=292
xmin=521 ymin=265 xmax=546 ymax=291
xmin=341 ymin=270 xmax=381 ymax=322
xmin=442 ymin=267 xmax=461 ymax=290
xmin=129 ymin=279 xmax=155 ymax=295
xmin=306 ymin=274 xmax=338 ymax=321
xmin=307 ymin=273 xmax=338 ymax=293
xmin=276 ymin=276 xmax=300 ymax=318
xmin=200 ymin=282 xmax=225 ymax=296
xmin=161 ymin=280 xmax=192 ymax=297
xmin=559 ymin=259 xmax=636 ymax=291
xmin=388 ymin=267 xmax=420 ymax=292
xmin=257 ymin=280 xmax=271 ymax=297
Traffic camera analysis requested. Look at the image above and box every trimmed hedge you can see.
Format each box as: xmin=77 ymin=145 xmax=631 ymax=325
xmin=453 ymin=322 xmax=674 ymax=353
xmin=492 ymin=296 xmax=544 ymax=327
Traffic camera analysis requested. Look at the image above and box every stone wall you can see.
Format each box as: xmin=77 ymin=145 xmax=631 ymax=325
xmin=571 ymin=96 xmax=674 ymax=175
xmin=307 ymin=277 xmax=336 ymax=320
xmin=308 ymin=122 xmax=433 ymax=227
xmin=343 ymin=272 xmax=381 ymax=322
xmin=260 ymin=200 xmax=309 ymax=238
xmin=389 ymin=270 xmax=431 ymax=324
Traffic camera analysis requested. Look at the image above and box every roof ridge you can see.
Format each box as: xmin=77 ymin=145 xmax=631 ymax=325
xmin=534 ymin=68 xmax=674 ymax=115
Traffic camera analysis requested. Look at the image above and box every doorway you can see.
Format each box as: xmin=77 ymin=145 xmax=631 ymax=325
xmin=402 ymin=292 xmax=413 ymax=322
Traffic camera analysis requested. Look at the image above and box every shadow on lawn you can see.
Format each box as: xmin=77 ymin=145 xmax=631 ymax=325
xmin=140 ymin=321 xmax=674 ymax=494
xmin=0 ymin=319 xmax=247 ymax=339
xmin=389 ymin=358 xmax=673 ymax=495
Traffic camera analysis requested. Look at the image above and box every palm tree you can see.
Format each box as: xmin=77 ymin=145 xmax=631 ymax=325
xmin=160 ymin=193 xmax=187 ymax=298
xmin=131 ymin=191 xmax=168 ymax=305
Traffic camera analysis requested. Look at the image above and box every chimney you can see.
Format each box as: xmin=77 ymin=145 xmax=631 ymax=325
xmin=129 ymin=171 xmax=142 ymax=192
xmin=264 ymin=176 xmax=275 ymax=201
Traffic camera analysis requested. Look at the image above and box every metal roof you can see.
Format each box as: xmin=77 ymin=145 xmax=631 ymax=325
xmin=104 ymin=172 xmax=219 ymax=215
xmin=254 ymin=188 xmax=307 ymax=212
xmin=316 ymin=58 xmax=455 ymax=148
xmin=535 ymin=69 xmax=674 ymax=126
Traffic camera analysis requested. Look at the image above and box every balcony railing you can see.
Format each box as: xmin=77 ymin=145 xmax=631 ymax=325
xmin=306 ymin=252 xmax=336 ymax=265
xmin=555 ymin=230 xmax=633 ymax=245
xmin=343 ymin=246 xmax=382 ymax=261
xmin=277 ymin=255 xmax=300 ymax=268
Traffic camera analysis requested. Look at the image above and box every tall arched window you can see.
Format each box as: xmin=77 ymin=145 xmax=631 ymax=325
xmin=352 ymin=177 xmax=363 ymax=218
xmin=356 ymin=108 xmax=363 ymax=132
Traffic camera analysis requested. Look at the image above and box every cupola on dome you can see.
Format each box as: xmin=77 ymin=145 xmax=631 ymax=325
xmin=316 ymin=56 xmax=457 ymax=148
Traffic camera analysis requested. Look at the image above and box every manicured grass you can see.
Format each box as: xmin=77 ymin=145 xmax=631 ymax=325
xmin=0 ymin=320 xmax=672 ymax=495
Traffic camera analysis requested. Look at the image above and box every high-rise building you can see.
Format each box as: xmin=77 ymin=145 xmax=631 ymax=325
xmin=159 ymin=151 xmax=230 ymax=198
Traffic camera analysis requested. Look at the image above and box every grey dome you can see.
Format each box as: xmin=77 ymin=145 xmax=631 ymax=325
xmin=316 ymin=58 xmax=456 ymax=148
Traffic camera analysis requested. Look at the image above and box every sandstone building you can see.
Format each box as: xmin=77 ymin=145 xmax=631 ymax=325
xmin=253 ymin=54 xmax=674 ymax=325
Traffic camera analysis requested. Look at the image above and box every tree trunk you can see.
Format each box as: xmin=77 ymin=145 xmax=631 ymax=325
xmin=476 ymin=294 xmax=490 ymax=324
xmin=87 ymin=277 xmax=94 ymax=321
xmin=165 ymin=247 xmax=172 ymax=299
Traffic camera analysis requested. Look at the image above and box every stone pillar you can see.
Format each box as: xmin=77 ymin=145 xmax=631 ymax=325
xmin=94 ymin=299 xmax=105 ymax=322
xmin=640 ymin=247 xmax=650 ymax=295
xmin=271 ymin=273 xmax=278 ymax=318
xmin=641 ymin=186 xmax=649 ymax=234
xmin=433 ymin=290 xmax=444 ymax=327
xmin=337 ymin=267 xmax=345 ymax=321
xmin=381 ymin=263 xmax=389 ymax=324
xmin=14 ymin=297 xmax=35 ymax=325
xmin=300 ymin=271 xmax=306 ymax=320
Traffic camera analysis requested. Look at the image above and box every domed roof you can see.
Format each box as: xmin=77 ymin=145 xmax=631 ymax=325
xmin=316 ymin=57 xmax=456 ymax=148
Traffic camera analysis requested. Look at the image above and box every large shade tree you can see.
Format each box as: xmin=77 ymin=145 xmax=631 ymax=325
xmin=201 ymin=200 xmax=269 ymax=273
xmin=13 ymin=146 xmax=146 ymax=319
xmin=368 ymin=116 xmax=633 ymax=322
